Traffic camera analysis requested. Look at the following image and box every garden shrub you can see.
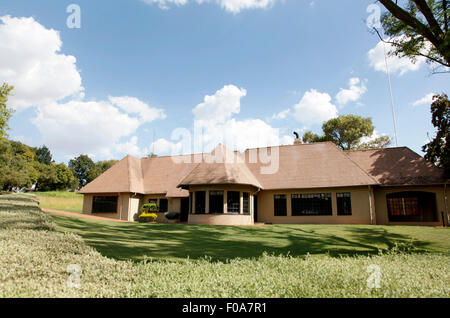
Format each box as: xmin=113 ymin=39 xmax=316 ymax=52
xmin=138 ymin=212 xmax=157 ymax=223
xmin=140 ymin=202 xmax=158 ymax=213
xmin=164 ymin=212 xmax=180 ymax=220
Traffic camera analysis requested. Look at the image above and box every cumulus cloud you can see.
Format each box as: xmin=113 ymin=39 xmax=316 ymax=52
xmin=109 ymin=96 xmax=166 ymax=123
xmin=192 ymin=85 xmax=246 ymax=123
xmin=115 ymin=136 xmax=149 ymax=157
xmin=271 ymin=108 xmax=291 ymax=120
xmin=335 ymin=77 xmax=367 ymax=106
xmin=412 ymin=93 xmax=435 ymax=107
xmin=1 ymin=15 xmax=167 ymax=159
xmin=31 ymin=100 xmax=144 ymax=158
xmin=0 ymin=15 xmax=83 ymax=110
xmin=151 ymin=138 xmax=184 ymax=155
xmin=368 ymin=38 xmax=426 ymax=76
xmin=141 ymin=0 xmax=276 ymax=13
xmin=153 ymin=85 xmax=293 ymax=155
xmin=292 ymin=89 xmax=338 ymax=126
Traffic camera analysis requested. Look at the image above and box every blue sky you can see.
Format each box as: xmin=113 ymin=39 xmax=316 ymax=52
xmin=0 ymin=0 xmax=448 ymax=163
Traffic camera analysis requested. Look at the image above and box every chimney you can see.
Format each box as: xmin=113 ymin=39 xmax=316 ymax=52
xmin=293 ymin=132 xmax=302 ymax=145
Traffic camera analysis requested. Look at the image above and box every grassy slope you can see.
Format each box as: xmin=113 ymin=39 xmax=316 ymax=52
xmin=50 ymin=213 xmax=450 ymax=262
xmin=35 ymin=191 xmax=83 ymax=213
xmin=1 ymin=194 xmax=449 ymax=298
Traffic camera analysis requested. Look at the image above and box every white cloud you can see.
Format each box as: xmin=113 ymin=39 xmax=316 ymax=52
xmin=292 ymin=89 xmax=338 ymax=126
xmin=192 ymin=85 xmax=292 ymax=152
xmin=368 ymin=38 xmax=426 ymax=76
xmin=0 ymin=16 xmax=83 ymax=110
xmin=412 ymin=93 xmax=435 ymax=107
xmin=31 ymin=99 xmax=145 ymax=158
xmin=142 ymin=0 xmax=276 ymax=13
xmin=153 ymin=85 xmax=293 ymax=155
xmin=335 ymin=77 xmax=367 ymax=106
xmin=115 ymin=136 xmax=148 ymax=157
xmin=359 ymin=130 xmax=390 ymax=146
xmin=151 ymin=138 xmax=184 ymax=155
xmin=271 ymin=108 xmax=291 ymax=120
xmin=192 ymin=85 xmax=246 ymax=123
xmin=109 ymin=96 xmax=166 ymax=123
xmin=1 ymin=15 xmax=166 ymax=159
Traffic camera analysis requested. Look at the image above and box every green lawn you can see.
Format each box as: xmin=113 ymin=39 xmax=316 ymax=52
xmin=1 ymin=193 xmax=449 ymax=298
xmin=49 ymin=212 xmax=450 ymax=262
xmin=35 ymin=191 xmax=83 ymax=213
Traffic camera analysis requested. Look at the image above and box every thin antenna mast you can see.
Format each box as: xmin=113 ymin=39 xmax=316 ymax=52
xmin=381 ymin=32 xmax=399 ymax=147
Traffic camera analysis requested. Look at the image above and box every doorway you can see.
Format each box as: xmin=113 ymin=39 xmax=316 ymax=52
xmin=180 ymin=197 xmax=189 ymax=222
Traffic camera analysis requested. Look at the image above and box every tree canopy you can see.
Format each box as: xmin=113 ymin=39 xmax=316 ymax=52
xmin=302 ymin=115 xmax=391 ymax=151
xmin=422 ymin=93 xmax=450 ymax=177
xmin=378 ymin=0 xmax=450 ymax=71
xmin=0 ymin=83 xmax=14 ymax=138
xmin=34 ymin=145 xmax=53 ymax=165
xmin=69 ymin=155 xmax=96 ymax=188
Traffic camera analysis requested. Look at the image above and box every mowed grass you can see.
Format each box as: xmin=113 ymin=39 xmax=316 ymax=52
xmin=49 ymin=213 xmax=450 ymax=262
xmin=1 ymin=194 xmax=449 ymax=298
xmin=35 ymin=191 xmax=83 ymax=213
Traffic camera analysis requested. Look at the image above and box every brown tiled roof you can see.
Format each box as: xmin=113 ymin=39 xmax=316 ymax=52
xmin=178 ymin=145 xmax=262 ymax=188
xmin=79 ymin=143 xmax=447 ymax=196
xmin=245 ymin=142 xmax=378 ymax=189
xmin=345 ymin=147 xmax=447 ymax=185
xmin=79 ymin=155 xmax=144 ymax=194
xmin=141 ymin=155 xmax=198 ymax=197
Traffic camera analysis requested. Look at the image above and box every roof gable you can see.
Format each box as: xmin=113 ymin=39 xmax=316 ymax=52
xmin=346 ymin=147 xmax=447 ymax=185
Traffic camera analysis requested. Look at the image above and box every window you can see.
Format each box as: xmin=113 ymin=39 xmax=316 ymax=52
xmin=92 ymin=196 xmax=118 ymax=213
xmin=243 ymin=192 xmax=250 ymax=214
xmin=159 ymin=198 xmax=168 ymax=213
xmin=189 ymin=192 xmax=193 ymax=214
xmin=337 ymin=193 xmax=352 ymax=215
xmin=387 ymin=192 xmax=437 ymax=222
xmin=274 ymin=195 xmax=287 ymax=216
xmin=227 ymin=191 xmax=240 ymax=214
xmin=291 ymin=193 xmax=332 ymax=216
xmin=209 ymin=190 xmax=224 ymax=214
xmin=195 ymin=191 xmax=206 ymax=214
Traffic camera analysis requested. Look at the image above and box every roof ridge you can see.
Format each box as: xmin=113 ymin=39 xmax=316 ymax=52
xmin=338 ymin=147 xmax=379 ymax=185
xmin=125 ymin=155 xmax=132 ymax=193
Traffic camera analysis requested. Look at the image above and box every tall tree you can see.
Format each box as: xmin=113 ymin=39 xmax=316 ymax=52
xmin=0 ymin=83 xmax=14 ymax=138
xmin=302 ymin=115 xmax=391 ymax=151
xmin=34 ymin=145 xmax=53 ymax=165
xmin=378 ymin=0 xmax=450 ymax=71
xmin=68 ymin=155 xmax=95 ymax=188
xmin=86 ymin=160 xmax=118 ymax=183
xmin=422 ymin=94 xmax=450 ymax=177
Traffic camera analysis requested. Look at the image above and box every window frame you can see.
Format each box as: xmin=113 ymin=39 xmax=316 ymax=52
xmin=386 ymin=191 xmax=437 ymax=222
xmin=195 ymin=191 xmax=206 ymax=214
xmin=227 ymin=191 xmax=241 ymax=214
xmin=92 ymin=195 xmax=118 ymax=213
xmin=291 ymin=193 xmax=332 ymax=216
xmin=274 ymin=194 xmax=287 ymax=216
xmin=336 ymin=192 xmax=352 ymax=216
xmin=243 ymin=192 xmax=250 ymax=215
xmin=159 ymin=198 xmax=168 ymax=213
xmin=209 ymin=190 xmax=224 ymax=214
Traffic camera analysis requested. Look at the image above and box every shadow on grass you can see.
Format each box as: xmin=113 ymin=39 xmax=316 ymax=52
xmin=49 ymin=213 xmax=436 ymax=262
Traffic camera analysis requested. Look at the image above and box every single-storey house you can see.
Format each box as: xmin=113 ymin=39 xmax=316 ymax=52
xmin=79 ymin=141 xmax=449 ymax=226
